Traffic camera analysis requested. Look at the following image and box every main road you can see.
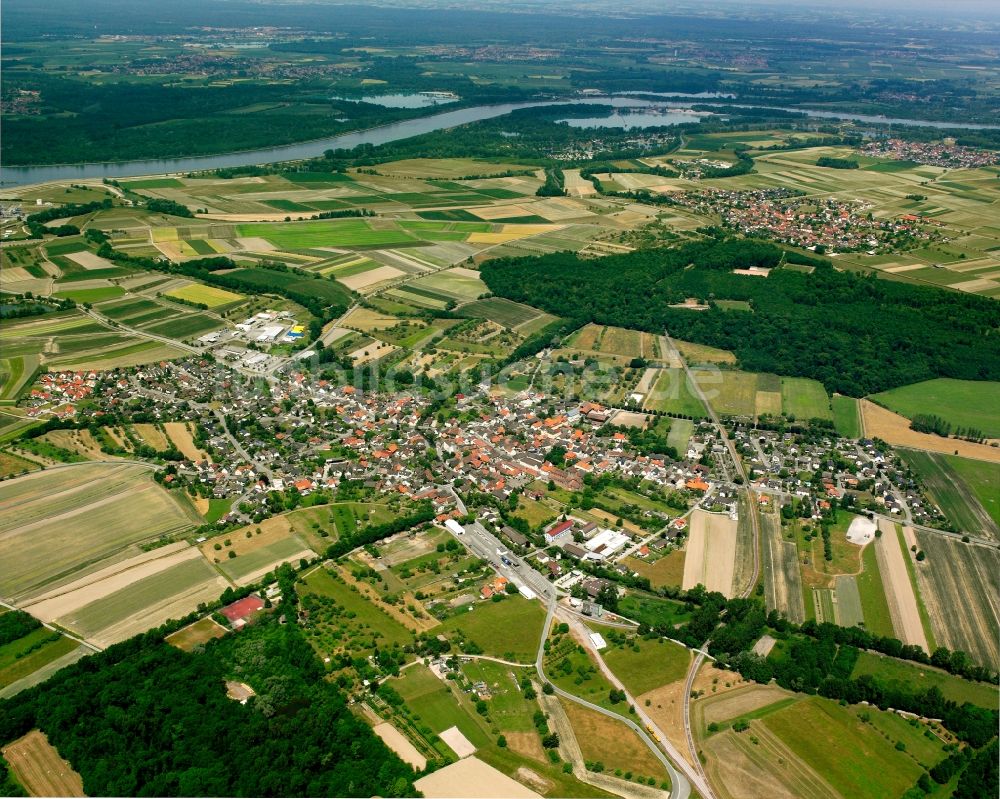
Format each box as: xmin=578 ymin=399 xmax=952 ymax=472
xmin=663 ymin=328 xmax=759 ymax=799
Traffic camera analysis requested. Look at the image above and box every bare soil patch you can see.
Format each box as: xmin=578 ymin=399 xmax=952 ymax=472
xmin=373 ymin=722 xmax=427 ymax=770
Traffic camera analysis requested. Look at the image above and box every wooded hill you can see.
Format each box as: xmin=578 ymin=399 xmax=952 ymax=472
xmin=480 ymin=239 xmax=1000 ymax=396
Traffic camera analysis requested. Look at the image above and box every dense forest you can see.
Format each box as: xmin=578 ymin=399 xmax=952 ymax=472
xmin=479 ymin=239 xmax=1000 ymax=396
xmin=0 ymin=591 xmax=415 ymax=797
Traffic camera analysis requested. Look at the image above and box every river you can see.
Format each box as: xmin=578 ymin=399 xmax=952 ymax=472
xmin=2 ymin=96 xmax=996 ymax=188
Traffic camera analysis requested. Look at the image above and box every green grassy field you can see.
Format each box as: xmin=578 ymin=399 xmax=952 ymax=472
xmin=855 ymin=543 xmax=895 ymax=638
xmin=648 ymin=368 xmax=708 ymax=417
xmin=53 ymin=286 xmax=126 ymax=304
xmin=762 ymin=697 xmax=946 ymax=799
xmin=832 ymin=394 xmax=863 ymax=438
xmin=870 ymin=378 xmax=1000 ymax=438
xmin=940 ymin=454 xmax=1000 ymax=529
xmin=617 ymin=592 xmax=692 ymax=629
xmin=899 ymin=449 xmax=1000 ymax=536
xmin=602 ymin=636 xmax=691 ymax=696
xmin=851 ymin=651 xmax=998 ymax=709
xmin=0 ymin=627 xmax=79 ymax=689
xmin=238 ymin=219 xmax=417 ymax=249
xmin=439 ymin=596 xmax=546 ymax=662
xmin=143 ymin=313 xmax=222 ymax=339
xmin=393 ymin=662 xmax=492 ymax=747
xmin=780 ymin=377 xmax=832 ymax=421
xmin=219 ymin=536 xmax=312 ymax=583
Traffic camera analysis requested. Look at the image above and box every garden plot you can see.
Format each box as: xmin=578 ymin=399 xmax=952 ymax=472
xmin=682 ymin=509 xmax=738 ymax=597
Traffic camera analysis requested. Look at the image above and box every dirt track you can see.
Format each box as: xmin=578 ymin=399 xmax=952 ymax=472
xmin=874 ymin=520 xmax=928 ymax=651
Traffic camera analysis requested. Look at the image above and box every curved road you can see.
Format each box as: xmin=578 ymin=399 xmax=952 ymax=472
xmin=534 ymin=597 xmax=698 ymax=799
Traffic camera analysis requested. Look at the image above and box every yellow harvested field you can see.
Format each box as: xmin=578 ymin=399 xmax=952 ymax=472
xmin=337 ymin=264 xmax=404 ymax=291
xmin=151 ymin=227 xmax=178 ymax=242
xmin=341 ymin=306 xmax=403 ymax=331
xmin=467 ymin=232 xmax=528 ymax=244
xmin=373 ymin=723 xmax=427 ymax=770
xmin=2 ymin=731 xmax=84 ymax=798
xmin=164 ymin=421 xmax=210 ymax=461
xmin=860 ymin=400 xmax=1000 ymax=463
xmin=674 ymin=339 xmax=737 ymax=365
xmin=165 ymin=283 xmax=244 ymax=307
xmin=698 ymin=684 xmax=793 ymax=726
xmin=560 ymin=699 xmax=669 ymax=782
xmin=683 ymin=509 xmax=738 ymax=597
xmin=471 ymin=204 xmax=533 ymax=221
xmin=131 ymin=423 xmax=170 ymax=450
xmin=500 ymin=224 xmax=560 ymax=235
xmin=874 ymin=520 xmax=928 ymax=651
xmin=414 ymin=756 xmax=541 ymax=798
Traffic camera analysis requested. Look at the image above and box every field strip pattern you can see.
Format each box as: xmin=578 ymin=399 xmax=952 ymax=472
xmin=874 ymin=520 xmax=928 ymax=651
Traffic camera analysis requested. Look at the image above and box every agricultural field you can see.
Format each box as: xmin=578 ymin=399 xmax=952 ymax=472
xmin=701 ymin=693 xmax=949 ymax=799
xmin=909 ymin=531 xmax=999 ymax=669
xmin=0 ymin=463 xmax=201 ymax=603
xmin=780 ymin=378 xmax=833 ymax=421
xmin=621 ymin=551 xmax=687 ymax=589
xmin=1 ymin=730 xmax=84 ymax=798
xmin=682 ymin=509 xmax=738 ymax=597
xmin=163 ymin=283 xmax=245 ymax=309
xmin=899 ymin=449 xmax=1000 ymax=537
xmin=457 ymin=297 xmax=555 ymax=332
xmin=869 ymin=378 xmax=1000 ymax=438
xmin=200 ymin=514 xmax=317 ymax=586
xmin=859 ymin=400 xmax=1000 ymax=463
xmin=831 ymin=394 xmax=862 ymax=438
xmin=760 ymin=510 xmax=806 ymax=624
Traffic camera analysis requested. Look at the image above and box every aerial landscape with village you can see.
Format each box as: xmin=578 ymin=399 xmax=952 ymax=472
xmin=0 ymin=1 xmax=998 ymax=798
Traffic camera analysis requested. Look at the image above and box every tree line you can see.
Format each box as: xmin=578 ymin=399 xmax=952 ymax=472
xmin=479 ymin=238 xmax=1000 ymax=396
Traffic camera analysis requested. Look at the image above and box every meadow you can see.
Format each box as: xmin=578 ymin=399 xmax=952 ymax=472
xmin=850 ymin=651 xmax=998 ymax=709
xmin=601 ymin=636 xmax=691 ymax=696
xmin=870 ymin=378 xmax=1000 ymax=438
xmin=439 ymin=596 xmax=545 ymax=662
xmin=831 ymin=394 xmax=862 ymax=438
xmin=645 ymin=368 xmax=707 ymax=417
xmin=899 ymin=449 xmax=999 ymax=537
